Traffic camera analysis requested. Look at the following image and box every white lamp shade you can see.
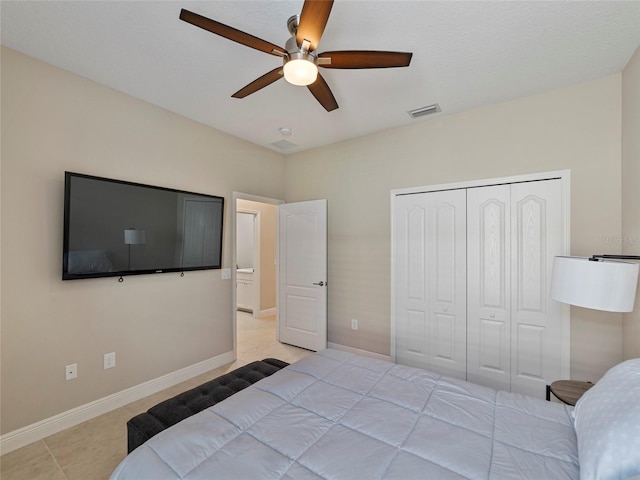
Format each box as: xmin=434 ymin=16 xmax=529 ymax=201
xmin=551 ymin=256 xmax=639 ymax=312
xmin=124 ymin=229 xmax=146 ymax=245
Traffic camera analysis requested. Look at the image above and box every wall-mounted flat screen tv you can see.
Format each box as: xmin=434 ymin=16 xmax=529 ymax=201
xmin=63 ymin=172 xmax=224 ymax=280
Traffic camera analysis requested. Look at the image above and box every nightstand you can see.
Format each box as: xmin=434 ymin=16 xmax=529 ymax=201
xmin=546 ymin=380 xmax=594 ymax=406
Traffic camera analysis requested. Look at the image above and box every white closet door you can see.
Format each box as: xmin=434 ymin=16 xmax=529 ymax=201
xmin=427 ymin=190 xmax=467 ymax=379
xmin=510 ymin=179 xmax=563 ymax=398
xmin=394 ymin=175 xmax=566 ymax=396
xmin=467 ymin=185 xmax=511 ymax=391
xmin=395 ymin=194 xmax=429 ymax=369
xmin=395 ymin=189 xmax=467 ymax=379
xmin=467 ymin=180 xmax=563 ymax=397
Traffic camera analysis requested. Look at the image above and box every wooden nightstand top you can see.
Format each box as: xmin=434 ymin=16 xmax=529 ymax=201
xmin=549 ymin=380 xmax=594 ymax=406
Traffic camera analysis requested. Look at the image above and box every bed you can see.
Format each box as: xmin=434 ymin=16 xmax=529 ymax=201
xmin=110 ymin=349 xmax=640 ymax=480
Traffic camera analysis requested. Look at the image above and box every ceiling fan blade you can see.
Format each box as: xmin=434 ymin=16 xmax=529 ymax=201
xmin=296 ymin=0 xmax=334 ymax=51
xmin=180 ymin=9 xmax=286 ymax=57
xmin=307 ymin=73 xmax=338 ymax=112
xmin=232 ymin=67 xmax=284 ymax=98
xmin=318 ymin=50 xmax=413 ymax=69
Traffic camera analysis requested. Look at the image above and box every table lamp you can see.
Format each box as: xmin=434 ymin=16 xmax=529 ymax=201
xmin=551 ymin=255 xmax=640 ymax=312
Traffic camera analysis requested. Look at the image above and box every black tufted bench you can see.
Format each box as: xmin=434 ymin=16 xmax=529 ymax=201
xmin=126 ymin=358 xmax=289 ymax=453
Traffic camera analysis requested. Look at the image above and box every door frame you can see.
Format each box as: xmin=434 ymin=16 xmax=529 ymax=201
xmin=232 ymin=192 xmax=284 ymax=360
xmin=390 ymin=170 xmax=571 ymax=378
xmin=236 ymin=209 xmax=259 ymax=315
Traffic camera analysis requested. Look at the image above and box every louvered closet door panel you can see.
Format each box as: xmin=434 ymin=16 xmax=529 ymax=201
xmin=395 ymin=190 xmax=467 ymax=379
xmin=395 ymin=194 xmax=429 ymax=370
xmin=510 ymin=179 xmax=563 ymax=398
xmin=426 ymin=190 xmax=467 ymax=380
xmin=467 ymin=185 xmax=511 ymax=392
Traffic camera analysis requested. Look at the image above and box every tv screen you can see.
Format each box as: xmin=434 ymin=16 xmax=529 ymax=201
xmin=63 ymin=172 xmax=224 ymax=280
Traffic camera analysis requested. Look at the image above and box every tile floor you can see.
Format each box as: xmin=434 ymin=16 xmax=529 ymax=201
xmin=0 ymin=312 xmax=312 ymax=480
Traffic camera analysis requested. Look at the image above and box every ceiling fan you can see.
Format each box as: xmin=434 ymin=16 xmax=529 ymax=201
xmin=179 ymin=0 xmax=413 ymax=112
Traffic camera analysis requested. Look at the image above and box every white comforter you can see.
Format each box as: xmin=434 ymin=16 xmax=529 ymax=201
xmin=111 ymin=348 xmax=579 ymax=479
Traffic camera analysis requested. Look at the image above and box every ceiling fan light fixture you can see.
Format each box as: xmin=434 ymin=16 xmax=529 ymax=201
xmin=283 ymin=52 xmax=318 ymax=86
xmin=179 ymin=4 xmax=412 ymax=112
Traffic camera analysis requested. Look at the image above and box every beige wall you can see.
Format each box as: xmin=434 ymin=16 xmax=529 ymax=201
xmin=236 ymin=199 xmax=277 ymax=314
xmin=622 ymin=45 xmax=640 ymax=359
xmin=285 ymin=74 xmax=624 ymax=382
xmin=0 ymin=48 xmax=286 ymax=434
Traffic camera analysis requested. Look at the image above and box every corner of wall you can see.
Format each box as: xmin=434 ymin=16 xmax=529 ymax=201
xmin=621 ymin=44 xmax=640 ymax=359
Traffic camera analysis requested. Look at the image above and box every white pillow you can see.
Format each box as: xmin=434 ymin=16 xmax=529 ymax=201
xmin=573 ymin=358 xmax=640 ymax=480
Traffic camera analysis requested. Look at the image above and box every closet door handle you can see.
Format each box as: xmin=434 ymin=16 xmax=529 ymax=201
xmin=490 ymin=313 xmax=496 ymax=319
xmin=313 ymin=281 xmax=325 ymax=287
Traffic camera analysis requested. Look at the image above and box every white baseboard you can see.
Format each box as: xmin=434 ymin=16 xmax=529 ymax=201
xmin=0 ymin=350 xmax=235 ymax=455
xmin=327 ymin=342 xmax=392 ymax=362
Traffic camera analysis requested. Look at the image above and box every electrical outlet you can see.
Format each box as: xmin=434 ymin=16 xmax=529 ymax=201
xmin=351 ymin=319 xmax=358 ymax=330
xmin=104 ymin=352 xmax=116 ymax=369
xmin=65 ymin=363 xmax=77 ymax=381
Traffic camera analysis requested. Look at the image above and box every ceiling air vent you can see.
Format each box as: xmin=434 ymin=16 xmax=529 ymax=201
xmin=407 ymin=103 xmax=441 ymax=119
xmin=270 ymin=139 xmax=298 ymax=150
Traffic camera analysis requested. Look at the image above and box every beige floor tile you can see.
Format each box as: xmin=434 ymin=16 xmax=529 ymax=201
xmin=0 ymin=441 xmax=67 ymax=480
xmin=0 ymin=453 xmax=67 ymax=480
xmin=44 ymin=408 xmax=130 ymax=480
xmin=1 ymin=440 xmax=50 ymax=471
xmin=238 ymin=312 xmax=276 ymax=331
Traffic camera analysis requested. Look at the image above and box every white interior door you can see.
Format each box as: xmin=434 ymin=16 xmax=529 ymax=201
xmin=467 ymin=179 xmax=564 ymax=397
xmin=426 ymin=190 xmax=467 ymax=380
xmin=278 ymin=199 xmax=327 ymax=351
xmin=510 ymin=179 xmax=563 ymax=397
xmin=395 ymin=193 xmax=430 ymax=369
xmin=467 ymin=184 xmax=512 ymax=391
xmin=395 ymin=190 xmax=467 ymax=380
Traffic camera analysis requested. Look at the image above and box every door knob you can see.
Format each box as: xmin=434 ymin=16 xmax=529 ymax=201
xmin=313 ymin=281 xmax=325 ymax=286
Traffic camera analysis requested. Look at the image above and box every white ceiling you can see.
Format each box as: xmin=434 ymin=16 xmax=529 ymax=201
xmin=2 ymin=1 xmax=639 ymax=155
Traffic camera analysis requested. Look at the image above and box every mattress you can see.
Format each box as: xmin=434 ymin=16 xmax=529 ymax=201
xmin=110 ymin=348 xmax=579 ymax=479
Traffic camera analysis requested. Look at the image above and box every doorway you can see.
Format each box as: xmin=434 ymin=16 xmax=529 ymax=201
xmin=232 ymin=193 xmax=329 ymax=360
xmin=232 ymin=192 xmax=283 ymax=361
xmin=235 ymin=210 xmax=257 ymax=313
